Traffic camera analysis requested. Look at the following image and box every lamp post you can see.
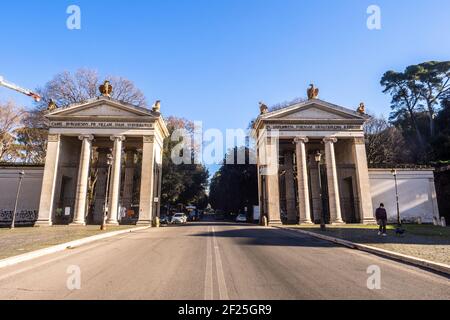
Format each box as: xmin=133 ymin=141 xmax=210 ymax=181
xmin=101 ymin=154 xmax=113 ymax=231
xmin=11 ymin=171 xmax=25 ymax=230
xmin=315 ymin=150 xmax=326 ymax=231
xmin=391 ymin=168 xmax=401 ymax=226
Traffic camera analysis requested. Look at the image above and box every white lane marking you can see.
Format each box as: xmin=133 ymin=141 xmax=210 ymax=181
xmin=204 ymin=226 xmax=214 ymax=300
xmin=212 ymin=226 xmax=229 ymax=300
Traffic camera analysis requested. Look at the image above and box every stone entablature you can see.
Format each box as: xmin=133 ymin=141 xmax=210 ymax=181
xmin=37 ymin=95 xmax=169 ymax=227
xmin=253 ymin=97 xmax=376 ymax=225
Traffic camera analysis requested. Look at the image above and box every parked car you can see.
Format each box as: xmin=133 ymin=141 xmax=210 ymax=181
xmin=236 ymin=214 xmax=247 ymax=223
xmin=171 ymin=213 xmax=187 ymax=224
xmin=160 ymin=215 xmax=171 ymax=225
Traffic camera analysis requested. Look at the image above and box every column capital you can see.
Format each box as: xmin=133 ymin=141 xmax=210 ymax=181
xmin=353 ymin=137 xmax=366 ymax=145
xmin=78 ymin=134 xmax=94 ymax=141
xmin=110 ymin=135 xmax=126 ymax=142
xmin=323 ymin=136 xmax=338 ymax=144
xmin=294 ymin=136 xmax=309 ymax=144
xmin=143 ymin=136 xmax=155 ymax=143
xmin=47 ymin=134 xmax=60 ymax=142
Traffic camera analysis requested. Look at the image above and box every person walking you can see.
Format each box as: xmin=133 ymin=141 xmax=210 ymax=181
xmin=375 ymin=203 xmax=388 ymax=236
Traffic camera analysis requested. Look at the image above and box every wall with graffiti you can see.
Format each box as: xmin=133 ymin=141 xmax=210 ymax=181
xmin=0 ymin=166 xmax=43 ymax=226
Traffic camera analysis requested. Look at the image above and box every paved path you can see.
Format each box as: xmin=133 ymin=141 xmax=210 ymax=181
xmin=0 ymin=222 xmax=448 ymax=299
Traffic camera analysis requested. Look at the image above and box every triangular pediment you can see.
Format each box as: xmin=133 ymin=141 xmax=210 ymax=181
xmin=261 ymin=99 xmax=367 ymax=121
xmin=46 ymin=97 xmax=156 ymax=119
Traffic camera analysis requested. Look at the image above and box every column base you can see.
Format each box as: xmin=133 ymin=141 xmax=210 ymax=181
xmin=34 ymin=220 xmax=53 ymax=227
xmin=136 ymin=220 xmax=152 ymax=226
xmin=269 ymin=219 xmax=283 ymax=226
xmin=331 ymin=221 xmax=346 ymax=226
xmin=106 ymin=221 xmax=119 ymax=226
xmin=299 ymin=219 xmax=314 ymax=225
xmin=362 ymin=218 xmax=377 ymax=225
xmin=70 ymin=221 xmax=86 ymax=226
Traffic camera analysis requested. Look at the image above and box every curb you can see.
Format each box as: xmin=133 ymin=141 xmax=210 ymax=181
xmin=0 ymin=226 xmax=151 ymax=269
xmin=274 ymin=226 xmax=450 ymax=276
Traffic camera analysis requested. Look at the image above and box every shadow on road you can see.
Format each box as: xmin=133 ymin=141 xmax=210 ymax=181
xmin=190 ymin=224 xmax=339 ymax=248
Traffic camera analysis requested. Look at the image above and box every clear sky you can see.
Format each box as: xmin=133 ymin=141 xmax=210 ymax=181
xmin=1 ymin=0 xmax=450 ymax=169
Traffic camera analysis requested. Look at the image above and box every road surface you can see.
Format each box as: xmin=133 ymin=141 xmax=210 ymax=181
xmin=0 ymin=221 xmax=448 ymax=299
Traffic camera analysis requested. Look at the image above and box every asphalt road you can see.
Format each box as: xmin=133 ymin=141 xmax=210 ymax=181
xmin=0 ymin=221 xmax=448 ymax=300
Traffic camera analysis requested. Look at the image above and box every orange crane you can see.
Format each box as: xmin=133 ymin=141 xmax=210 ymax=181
xmin=0 ymin=75 xmax=41 ymax=102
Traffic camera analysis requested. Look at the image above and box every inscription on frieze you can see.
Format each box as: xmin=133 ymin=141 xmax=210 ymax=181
xmin=267 ymin=124 xmax=362 ymax=131
xmin=50 ymin=121 xmax=154 ymax=129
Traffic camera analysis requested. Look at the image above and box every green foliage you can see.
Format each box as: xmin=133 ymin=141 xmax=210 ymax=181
xmin=209 ymin=147 xmax=258 ymax=215
xmin=161 ymin=116 xmax=209 ymax=209
xmin=381 ymin=61 xmax=450 ymax=163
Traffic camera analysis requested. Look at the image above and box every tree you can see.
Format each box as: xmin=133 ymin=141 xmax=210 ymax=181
xmin=14 ymin=110 xmax=48 ymax=163
xmin=406 ymin=61 xmax=450 ymax=137
xmin=0 ymin=101 xmax=25 ymax=162
xmin=35 ymin=68 xmax=147 ymax=110
xmin=381 ymin=61 xmax=450 ymax=152
xmin=364 ymin=115 xmax=411 ymax=164
xmin=381 ymin=69 xmax=424 ymax=149
xmin=161 ymin=116 xmax=209 ymax=210
xmin=431 ymin=98 xmax=450 ymax=161
xmin=209 ymin=147 xmax=258 ymax=219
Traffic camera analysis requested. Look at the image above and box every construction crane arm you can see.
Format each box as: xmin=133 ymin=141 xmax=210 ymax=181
xmin=0 ymin=75 xmax=41 ymax=102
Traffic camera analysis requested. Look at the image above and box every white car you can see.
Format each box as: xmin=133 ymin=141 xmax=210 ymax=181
xmin=236 ymin=214 xmax=247 ymax=223
xmin=171 ymin=213 xmax=187 ymax=224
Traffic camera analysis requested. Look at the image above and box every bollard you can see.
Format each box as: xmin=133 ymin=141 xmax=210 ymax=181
xmin=154 ymin=217 xmax=160 ymax=228
xmin=441 ymin=217 xmax=447 ymax=227
xmin=433 ymin=217 xmax=439 ymax=226
xmin=261 ymin=216 xmax=268 ymax=227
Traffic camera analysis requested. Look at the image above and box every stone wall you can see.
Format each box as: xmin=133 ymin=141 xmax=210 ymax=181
xmin=369 ymin=169 xmax=440 ymax=223
xmin=0 ymin=166 xmax=44 ymax=225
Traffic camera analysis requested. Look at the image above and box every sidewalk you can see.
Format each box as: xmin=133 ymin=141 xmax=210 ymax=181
xmin=282 ymin=224 xmax=450 ymax=265
xmin=0 ymin=225 xmax=135 ymax=260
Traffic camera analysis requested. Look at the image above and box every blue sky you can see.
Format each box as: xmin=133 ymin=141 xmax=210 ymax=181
xmin=1 ymin=0 xmax=450 ymax=171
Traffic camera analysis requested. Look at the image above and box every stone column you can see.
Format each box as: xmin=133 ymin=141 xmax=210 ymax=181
xmin=138 ymin=136 xmax=156 ymax=225
xmin=352 ymin=137 xmax=376 ymax=224
xmin=72 ymin=135 xmax=94 ymax=225
xmin=155 ymin=151 xmax=163 ymax=218
xmin=284 ymin=150 xmax=297 ymax=224
xmin=93 ymin=148 xmax=110 ymax=224
xmin=294 ymin=137 xmax=313 ymax=224
xmin=323 ymin=137 xmax=344 ymax=224
xmin=265 ymin=137 xmax=281 ymax=225
xmin=122 ymin=148 xmax=136 ymax=210
xmin=36 ymin=134 xmax=61 ymax=226
xmin=107 ymin=135 xmax=125 ymax=225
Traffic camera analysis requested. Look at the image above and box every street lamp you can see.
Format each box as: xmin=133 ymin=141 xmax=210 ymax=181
xmin=101 ymin=154 xmax=113 ymax=231
xmin=315 ymin=150 xmax=326 ymax=231
xmin=11 ymin=171 xmax=25 ymax=229
xmin=391 ymin=168 xmax=401 ymax=226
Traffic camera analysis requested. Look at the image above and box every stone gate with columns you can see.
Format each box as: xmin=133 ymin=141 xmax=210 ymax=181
xmin=36 ymin=91 xmax=169 ymax=226
xmin=253 ymin=95 xmax=377 ymax=225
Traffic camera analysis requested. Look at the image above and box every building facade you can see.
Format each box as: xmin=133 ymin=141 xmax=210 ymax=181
xmin=35 ymin=89 xmax=169 ymax=226
xmin=253 ymin=92 xmax=440 ymax=225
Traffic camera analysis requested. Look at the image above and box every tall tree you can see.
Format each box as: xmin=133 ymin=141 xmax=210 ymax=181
xmin=406 ymin=61 xmax=450 ymax=137
xmin=35 ymin=68 xmax=147 ymax=110
xmin=364 ymin=114 xmax=411 ymax=164
xmin=161 ymin=116 xmax=209 ymax=210
xmin=209 ymin=147 xmax=258 ymax=218
xmin=431 ymin=98 xmax=450 ymax=161
xmin=381 ymin=69 xmax=424 ymax=148
xmin=0 ymin=101 xmax=25 ymax=162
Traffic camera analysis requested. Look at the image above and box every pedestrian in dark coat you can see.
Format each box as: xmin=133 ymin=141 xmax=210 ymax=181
xmin=375 ymin=203 xmax=388 ymax=236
